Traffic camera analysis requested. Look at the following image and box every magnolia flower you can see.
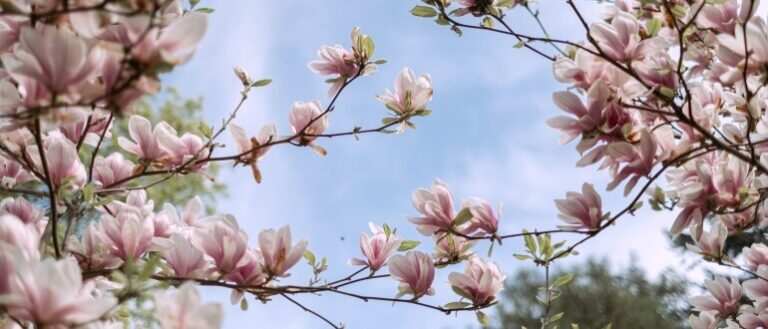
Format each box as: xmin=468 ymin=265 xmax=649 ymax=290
xmin=228 ymin=122 xmax=277 ymax=183
xmin=448 ymin=257 xmax=505 ymax=306
xmin=192 ymin=215 xmax=248 ymax=274
xmin=289 ymin=100 xmax=328 ymax=146
xmin=93 ymin=153 xmax=134 ymax=188
xmin=308 ymin=44 xmax=357 ymax=96
xmin=2 ymin=24 xmax=98 ymax=97
xmin=154 ymin=282 xmax=222 ymax=329
xmin=27 ymin=132 xmax=86 ymax=187
xmin=589 ymin=12 xmax=663 ymax=62
xmin=157 ymin=131 xmax=209 ymax=170
xmin=0 ymin=214 xmax=40 ymax=258
xmin=689 ymin=276 xmax=742 ymax=316
xmin=376 ymin=67 xmax=432 ymax=117
xmin=461 ymin=197 xmax=499 ymax=235
xmin=686 ymin=220 xmax=727 ymax=260
xmin=258 ymin=225 xmax=307 ymax=277
xmin=223 ymin=249 xmax=268 ymax=289
xmin=744 ymin=244 xmax=768 ymax=271
xmin=0 ymin=156 xmax=31 ymax=187
xmin=389 ymin=251 xmax=435 ymax=299
xmin=0 ymin=257 xmax=117 ymax=326
xmin=348 ymin=223 xmax=402 ymax=272
xmin=408 ymin=180 xmax=456 ymax=236
xmin=604 ymin=129 xmax=657 ymax=195
xmin=0 ymin=197 xmax=46 ymax=233
xmin=158 ymin=234 xmax=208 ymax=279
xmin=689 ymin=311 xmax=718 ymax=329
xmin=555 ymin=183 xmax=603 ymax=231
xmin=547 ymin=79 xmax=609 ymax=145
xmin=118 ymin=115 xmax=173 ymax=161
xmin=743 ymin=265 xmax=768 ymax=300
xmin=100 ymin=207 xmax=155 ymax=260
xmin=68 ymin=223 xmax=122 ymax=271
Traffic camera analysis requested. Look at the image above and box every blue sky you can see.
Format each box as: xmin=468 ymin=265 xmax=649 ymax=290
xmin=164 ymin=1 xmax=703 ymax=328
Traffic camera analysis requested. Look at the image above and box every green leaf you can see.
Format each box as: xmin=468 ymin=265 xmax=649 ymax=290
xmin=189 ymin=0 xmax=200 ymax=8
xmin=454 ymin=207 xmax=473 ymax=226
xmin=413 ymin=109 xmax=432 ymax=117
xmin=303 ymin=250 xmax=316 ymax=265
xmin=553 ymin=273 xmax=574 ymax=287
xmin=452 ymin=285 xmax=473 ymax=300
xmin=435 ymin=14 xmax=450 ymax=26
xmin=481 ymin=17 xmax=494 ymax=28
xmin=411 ymin=5 xmax=438 ymax=17
xmin=82 ymin=183 xmax=94 ymax=203
xmin=398 ymin=240 xmax=421 ymax=251
xmin=513 ymin=253 xmax=531 ymax=261
xmin=476 ymin=311 xmax=491 ymax=327
xmin=194 ymin=7 xmax=215 ymax=13
xmin=514 ymin=40 xmax=526 ymax=48
xmin=631 ymin=201 xmax=643 ymax=212
xmin=444 ymin=301 xmax=470 ymax=310
xmin=523 ymin=230 xmax=537 ymax=254
xmin=240 ymin=297 xmax=249 ymax=311
xmin=550 ymin=312 xmax=565 ymax=322
xmin=383 ymin=223 xmax=392 ymax=239
xmin=373 ymin=59 xmax=387 ymax=65
xmin=646 ymin=18 xmax=661 ymax=37
xmin=251 ymin=79 xmax=272 ymax=87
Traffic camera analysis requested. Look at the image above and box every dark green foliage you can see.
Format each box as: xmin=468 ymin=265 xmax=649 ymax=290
xmin=495 ymin=258 xmax=689 ymax=329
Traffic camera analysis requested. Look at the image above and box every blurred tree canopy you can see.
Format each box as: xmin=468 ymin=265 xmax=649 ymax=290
xmin=104 ymin=87 xmax=227 ymax=214
xmin=495 ymin=257 xmax=689 ymax=329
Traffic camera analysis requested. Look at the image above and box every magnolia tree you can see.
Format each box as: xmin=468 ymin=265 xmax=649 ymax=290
xmin=2 ymin=0 xmax=768 ymax=328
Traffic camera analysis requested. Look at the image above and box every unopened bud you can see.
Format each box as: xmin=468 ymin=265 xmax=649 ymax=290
xmin=234 ymin=66 xmax=253 ymax=86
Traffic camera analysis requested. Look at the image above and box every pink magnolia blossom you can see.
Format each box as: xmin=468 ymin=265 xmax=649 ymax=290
xmin=686 ymin=220 xmax=727 ymax=259
xmin=0 ymin=257 xmax=117 ymax=326
xmin=258 ymin=225 xmax=307 ymax=277
xmin=289 ymin=100 xmax=328 ymax=145
xmin=158 ymin=131 xmax=209 ymax=170
xmin=376 ymin=67 xmax=433 ymax=117
xmin=348 ymin=222 xmax=402 ymax=272
xmin=308 ymin=27 xmax=377 ymax=96
xmin=27 ymin=132 xmax=86 ymax=187
xmin=158 ymin=234 xmax=207 ymax=279
xmin=59 ymin=109 xmax=112 ymax=147
xmin=223 ymin=249 xmax=267 ymax=288
xmin=547 ymin=80 xmax=609 ymax=145
xmin=604 ymin=129 xmax=657 ymax=195
xmin=154 ymin=282 xmax=222 ymax=329
xmin=718 ymin=17 xmax=768 ymax=72
xmin=461 ymin=197 xmax=500 ymax=235
xmin=389 ymin=251 xmax=435 ymax=299
xmin=118 ymin=115 xmax=173 ymax=161
xmin=555 ymin=183 xmax=603 ymax=231
xmin=589 ymin=12 xmax=665 ymax=62
xmin=100 ymin=207 xmax=155 ymax=260
xmin=0 ymin=156 xmax=31 ymax=187
xmin=744 ymin=243 xmax=768 ymax=271
xmin=696 ymin=0 xmax=757 ymax=34
xmin=743 ymin=265 xmax=768 ymax=300
xmin=93 ymin=153 xmax=134 ymax=188
xmin=448 ymin=256 xmax=505 ymax=306
xmin=228 ymin=122 xmax=277 ymax=183
xmin=689 ymin=276 xmax=742 ymax=316
xmin=193 ymin=215 xmax=248 ymax=274
xmin=408 ymin=180 xmax=456 ymax=236
xmin=2 ymin=24 xmax=99 ymax=98
xmin=0 ymin=214 xmax=39 ymax=258
xmin=689 ymin=311 xmax=718 ymax=329
xmin=0 ymin=197 xmax=45 ymax=233
xmin=68 ymin=223 xmax=122 ymax=271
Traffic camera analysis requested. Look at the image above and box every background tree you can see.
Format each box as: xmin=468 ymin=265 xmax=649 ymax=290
xmin=496 ymin=257 xmax=690 ymax=329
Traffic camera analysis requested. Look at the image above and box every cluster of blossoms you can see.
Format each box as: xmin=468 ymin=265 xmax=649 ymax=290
xmin=0 ymin=0 xmax=508 ymax=327
xmin=406 ymin=0 xmax=768 ymax=326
